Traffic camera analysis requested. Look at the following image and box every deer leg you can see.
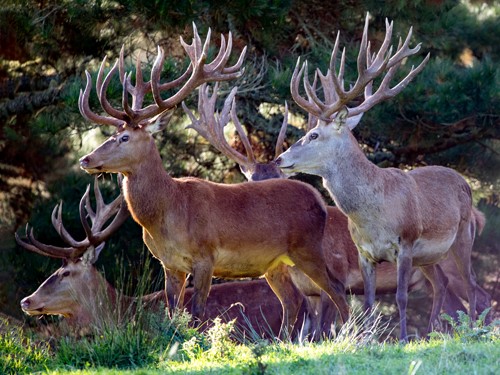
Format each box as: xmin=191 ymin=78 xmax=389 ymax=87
xmin=476 ymin=284 xmax=492 ymax=325
xmin=442 ymin=287 xmax=467 ymax=322
xmin=265 ymin=264 xmax=303 ymax=339
xmin=419 ymin=263 xmax=448 ymax=335
xmin=358 ymin=255 xmax=376 ymax=314
xmin=396 ymin=251 xmax=412 ymax=342
xmin=165 ymin=269 xmax=187 ymax=314
xmin=289 ymin=249 xmax=349 ymax=324
xmin=449 ymin=229 xmax=478 ymax=322
xmin=190 ymin=260 xmax=214 ymax=324
xmin=319 ymin=291 xmax=337 ymax=337
xmin=288 ymin=266 xmax=326 ymax=340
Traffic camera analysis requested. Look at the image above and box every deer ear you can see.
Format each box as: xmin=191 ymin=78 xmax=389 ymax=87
xmin=346 ymin=113 xmax=363 ymax=130
xmin=145 ymin=108 xmax=176 ymax=134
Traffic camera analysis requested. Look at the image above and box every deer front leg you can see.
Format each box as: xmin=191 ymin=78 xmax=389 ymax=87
xmin=396 ymin=250 xmax=413 ymax=342
xmin=358 ymin=254 xmax=376 ymax=314
xmin=165 ymin=269 xmax=187 ymax=314
xmin=190 ymin=260 xmax=214 ymax=324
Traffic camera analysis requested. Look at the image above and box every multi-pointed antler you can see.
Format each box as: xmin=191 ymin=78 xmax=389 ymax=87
xmin=79 ymin=24 xmax=247 ymax=129
xmin=15 ymin=177 xmax=129 ymax=260
xmin=291 ymin=13 xmax=430 ymax=124
xmin=183 ymin=83 xmax=289 ymax=171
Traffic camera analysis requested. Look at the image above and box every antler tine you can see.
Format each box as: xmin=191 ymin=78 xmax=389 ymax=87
xmin=85 ymin=198 xmax=129 ymax=250
xmin=79 ymin=71 xmax=124 ymax=127
xmin=274 ymin=102 xmax=289 ymax=158
xmin=15 ymin=224 xmax=82 ymax=260
xmin=97 ymin=59 xmax=129 ymax=122
xmin=229 ymin=96 xmax=257 ymax=165
xmin=50 ymin=201 xmax=82 ymax=248
xmin=82 ymin=177 xmax=129 ymax=236
xmin=184 ymin=83 xmax=220 ymax=143
xmin=291 ymin=58 xmax=324 ymax=118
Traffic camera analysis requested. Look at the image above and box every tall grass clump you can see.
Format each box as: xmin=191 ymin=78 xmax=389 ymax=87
xmin=52 ymin=255 xmax=200 ymax=370
xmin=0 ymin=317 xmax=51 ymax=374
xmin=54 ymin=306 xmax=197 ymax=370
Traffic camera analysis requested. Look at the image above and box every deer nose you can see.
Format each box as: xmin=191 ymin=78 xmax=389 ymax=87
xmin=20 ymin=297 xmax=31 ymax=310
xmin=274 ymin=157 xmax=282 ymax=166
xmin=79 ymin=156 xmax=90 ymax=168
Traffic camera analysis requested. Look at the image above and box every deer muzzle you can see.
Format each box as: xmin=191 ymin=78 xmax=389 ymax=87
xmin=79 ymin=155 xmax=103 ymax=174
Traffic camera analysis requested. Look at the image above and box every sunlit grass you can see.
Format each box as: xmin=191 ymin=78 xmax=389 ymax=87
xmin=2 ymin=299 xmax=499 ymax=374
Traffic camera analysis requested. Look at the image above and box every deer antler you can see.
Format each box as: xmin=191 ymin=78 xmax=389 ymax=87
xmin=291 ymin=13 xmax=430 ymax=123
xmin=184 ymin=83 xmax=256 ymax=169
xmin=184 ymin=84 xmax=289 ymax=168
xmin=16 ymin=177 xmax=129 ymax=260
xmin=79 ymin=24 xmax=247 ymax=129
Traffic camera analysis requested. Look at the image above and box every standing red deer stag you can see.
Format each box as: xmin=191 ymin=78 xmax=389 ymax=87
xmin=77 ymin=26 xmax=349 ymax=336
xmin=16 ymin=177 xmax=286 ymax=337
xmin=183 ymin=83 xmax=490 ymax=337
xmin=275 ymin=14 xmax=484 ymax=341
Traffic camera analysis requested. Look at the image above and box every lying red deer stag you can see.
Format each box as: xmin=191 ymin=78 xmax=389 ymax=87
xmin=275 ymin=14 xmax=485 ymax=340
xmin=183 ymin=83 xmax=491 ymax=337
xmin=77 ymin=26 xmax=349 ymax=336
xmin=16 ymin=177 xmax=287 ymax=337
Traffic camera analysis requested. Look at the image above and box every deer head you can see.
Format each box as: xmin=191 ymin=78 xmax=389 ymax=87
xmin=275 ymin=13 xmax=429 ymax=175
xmin=183 ymin=83 xmax=289 ymax=181
xmin=16 ymin=177 xmax=128 ymax=320
xmin=79 ymin=25 xmax=246 ymax=177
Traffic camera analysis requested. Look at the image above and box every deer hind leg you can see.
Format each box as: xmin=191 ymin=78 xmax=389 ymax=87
xmin=288 ymin=246 xmax=349 ymax=325
xmin=419 ymin=263 xmax=448 ymax=335
xmin=319 ymin=291 xmax=337 ymax=337
xmin=265 ymin=263 xmax=304 ymax=339
xmin=289 ymin=267 xmax=325 ymax=340
xmin=449 ymin=223 xmax=478 ymax=322
xmin=476 ymin=284 xmax=492 ymax=325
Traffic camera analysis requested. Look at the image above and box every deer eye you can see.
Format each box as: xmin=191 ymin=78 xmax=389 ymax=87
xmin=120 ymin=135 xmax=129 ymax=143
xmin=62 ymin=271 xmax=70 ymax=277
xmin=309 ymin=133 xmax=318 ymax=141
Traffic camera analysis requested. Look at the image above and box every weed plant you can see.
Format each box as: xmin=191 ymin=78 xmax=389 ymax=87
xmin=0 ymin=317 xmax=51 ymax=374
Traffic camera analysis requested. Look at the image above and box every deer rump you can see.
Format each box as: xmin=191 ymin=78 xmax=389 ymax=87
xmin=139 ymin=177 xmax=327 ymax=279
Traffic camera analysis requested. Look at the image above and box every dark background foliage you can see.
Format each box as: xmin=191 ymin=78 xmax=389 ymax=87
xmin=0 ymin=0 xmax=498 ymax=334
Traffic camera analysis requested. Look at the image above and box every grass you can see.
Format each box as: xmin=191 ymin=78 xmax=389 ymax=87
xmin=2 ymin=305 xmax=499 ymax=375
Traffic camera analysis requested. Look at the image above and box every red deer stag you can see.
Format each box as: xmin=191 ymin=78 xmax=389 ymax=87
xmin=16 ymin=177 xmax=130 ymax=327
xmin=16 ymin=177 xmax=287 ymax=337
xmin=275 ymin=14 xmax=484 ymax=341
xmin=183 ymin=83 xmax=491 ymax=337
xmin=77 ymin=26 xmax=349 ymax=336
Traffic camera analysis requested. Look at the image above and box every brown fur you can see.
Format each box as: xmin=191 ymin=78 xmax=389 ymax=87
xmin=80 ymin=124 xmax=350 ymax=336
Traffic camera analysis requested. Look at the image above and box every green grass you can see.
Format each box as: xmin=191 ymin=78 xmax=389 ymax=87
xmin=36 ymin=338 xmax=500 ymax=375
xmin=2 ymin=308 xmax=499 ymax=375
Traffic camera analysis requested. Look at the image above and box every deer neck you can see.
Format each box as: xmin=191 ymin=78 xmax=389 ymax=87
xmin=122 ymin=140 xmax=179 ymax=229
xmin=321 ymin=131 xmax=382 ymax=218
